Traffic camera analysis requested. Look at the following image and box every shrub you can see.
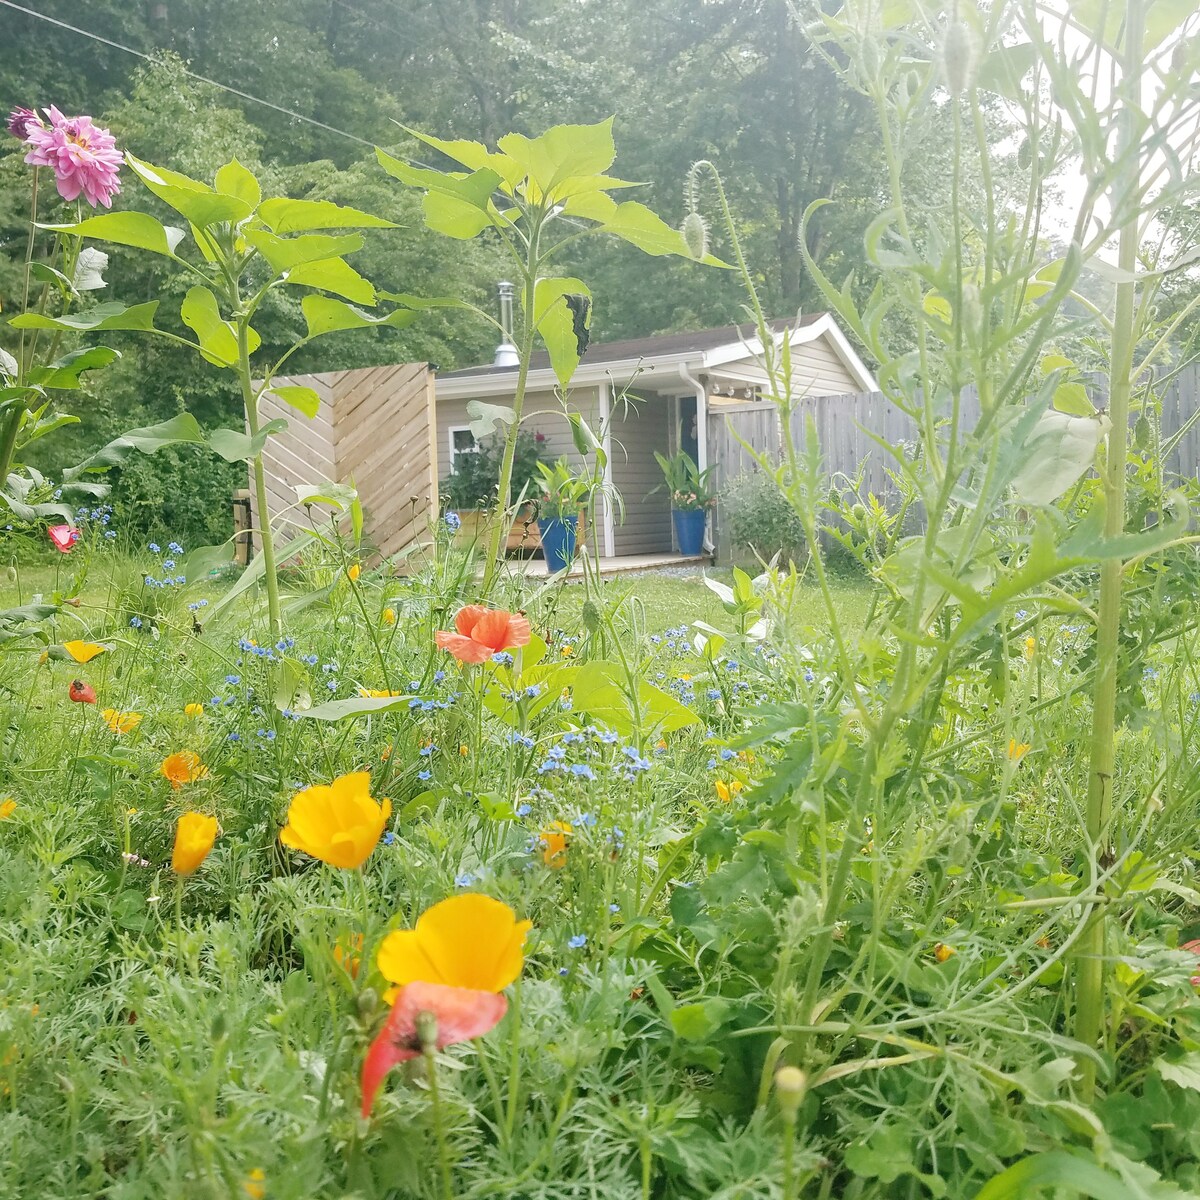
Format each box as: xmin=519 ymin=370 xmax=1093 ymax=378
xmin=720 ymin=468 xmax=806 ymax=566
xmin=442 ymin=428 xmax=547 ymax=510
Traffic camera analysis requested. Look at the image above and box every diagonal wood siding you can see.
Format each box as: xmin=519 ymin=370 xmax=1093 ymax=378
xmin=249 ymin=363 xmax=437 ymax=562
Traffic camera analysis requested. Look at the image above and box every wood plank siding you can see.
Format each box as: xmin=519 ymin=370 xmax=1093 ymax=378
xmin=609 ymin=396 xmax=673 ymax=555
xmin=249 ymin=363 xmax=437 ymax=563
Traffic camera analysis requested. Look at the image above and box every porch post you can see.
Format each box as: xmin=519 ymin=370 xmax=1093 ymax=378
xmin=597 ymin=379 xmax=616 ymax=558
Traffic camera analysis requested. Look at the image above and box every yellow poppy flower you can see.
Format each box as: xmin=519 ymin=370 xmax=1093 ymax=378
xmin=934 ymin=942 xmax=956 ymax=963
xmin=376 ymin=893 xmax=531 ymax=995
xmin=715 ymin=779 xmax=743 ymax=803
xmin=280 ymin=772 xmax=391 ymax=869
xmin=1023 ymin=636 xmax=1037 ymax=660
xmin=458 ymin=743 xmax=469 ymax=757
xmin=102 ymin=709 xmax=143 ymax=735
xmin=160 ymin=750 xmax=209 ymax=789
xmin=0 ymin=798 xmax=16 ymax=819
xmin=382 ymin=607 xmax=397 ymax=626
xmin=242 ymin=1168 xmax=267 ymax=1199
xmin=1007 ymin=739 xmax=1031 ymax=761
xmin=172 ymin=812 xmax=218 ymax=875
xmin=357 ymin=687 xmax=401 ymax=699
xmin=184 ymin=703 xmax=204 ymax=718
xmin=347 ymin=563 xmax=361 ymax=582
xmin=63 ymin=640 xmax=106 ymax=664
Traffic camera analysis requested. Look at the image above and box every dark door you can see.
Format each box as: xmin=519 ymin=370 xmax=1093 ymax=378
xmin=678 ymin=395 xmax=698 ymax=463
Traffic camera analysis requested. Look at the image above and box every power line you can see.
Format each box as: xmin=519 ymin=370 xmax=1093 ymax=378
xmin=0 ymin=0 xmax=376 ymax=148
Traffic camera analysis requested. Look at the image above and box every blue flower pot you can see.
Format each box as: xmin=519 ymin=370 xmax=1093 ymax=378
xmin=538 ymin=514 xmax=578 ymax=573
xmin=673 ymin=508 xmax=707 ymax=557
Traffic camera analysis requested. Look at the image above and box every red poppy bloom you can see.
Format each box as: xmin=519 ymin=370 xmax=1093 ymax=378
xmin=68 ymin=679 xmax=97 ymax=704
xmin=47 ymin=524 xmax=80 ymax=553
xmin=434 ymin=605 xmax=531 ymax=664
xmin=361 ymin=980 xmax=507 ymax=1116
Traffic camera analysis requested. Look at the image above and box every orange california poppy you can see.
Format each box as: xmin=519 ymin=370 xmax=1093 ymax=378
xmin=171 ymin=812 xmax=218 ymax=875
xmin=434 ymin=605 xmax=532 ymax=664
xmin=539 ymin=820 xmax=572 ymax=868
xmin=160 ymin=750 xmax=209 ymax=789
xmin=1007 ymin=739 xmax=1031 ymax=761
xmin=0 ymin=798 xmax=16 ymax=819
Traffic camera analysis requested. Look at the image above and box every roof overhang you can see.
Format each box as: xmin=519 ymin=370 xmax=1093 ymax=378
xmin=434 ymin=313 xmax=878 ymax=400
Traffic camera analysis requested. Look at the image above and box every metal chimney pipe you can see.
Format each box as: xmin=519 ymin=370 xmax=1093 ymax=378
xmin=493 ymin=281 xmax=518 ymax=367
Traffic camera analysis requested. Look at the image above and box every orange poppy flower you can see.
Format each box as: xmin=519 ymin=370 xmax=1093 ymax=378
xmin=160 ymin=750 xmax=208 ymax=789
xmin=435 ymin=605 xmax=532 ymax=664
xmin=539 ymin=820 xmax=572 ymax=868
xmin=335 ymin=932 xmax=364 ymax=979
xmin=280 ymin=772 xmax=391 ymax=869
xmin=1007 ymin=739 xmax=1031 ymax=761
xmin=0 ymin=798 xmax=16 ymax=819
xmin=347 ymin=563 xmax=361 ymax=582
xmin=715 ymin=779 xmax=743 ymax=803
xmin=382 ymin=607 xmax=397 ymax=626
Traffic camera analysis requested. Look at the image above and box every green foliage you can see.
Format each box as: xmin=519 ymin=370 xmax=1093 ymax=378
xmin=441 ymin=427 xmax=548 ymax=511
xmin=720 ymin=470 xmax=807 ymax=565
xmin=654 ymin=450 xmax=718 ymax=511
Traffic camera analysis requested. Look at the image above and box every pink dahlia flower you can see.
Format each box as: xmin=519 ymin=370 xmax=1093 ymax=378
xmin=7 ymin=107 xmax=41 ymax=140
xmin=23 ymin=106 xmax=122 ymax=209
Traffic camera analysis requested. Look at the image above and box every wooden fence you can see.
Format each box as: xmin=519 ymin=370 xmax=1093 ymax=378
xmin=707 ymin=361 xmax=1200 ymax=557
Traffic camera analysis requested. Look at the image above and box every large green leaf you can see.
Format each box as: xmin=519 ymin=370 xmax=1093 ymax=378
xmin=974 ymin=1151 xmax=1139 ymax=1200
xmin=180 ymin=541 xmax=237 ymax=584
xmin=9 ymin=301 xmax=160 ymax=333
xmin=600 ymin=201 xmax=729 ymax=265
xmin=214 ymin=159 xmax=261 ymax=207
xmin=302 ymin=693 xmax=416 ymax=721
xmin=496 ymin=118 xmax=616 ymax=196
xmin=209 ymin=419 xmax=287 ymax=463
xmin=126 ymin=153 xmax=253 ymax=227
xmin=1008 ymin=411 xmax=1109 ymax=506
xmin=27 ymin=347 xmax=119 ymax=389
xmin=40 ymin=212 xmax=184 ymax=257
xmin=242 ymin=230 xmax=364 ymax=274
xmin=266 ymin=385 xmax=322 ymax=419
xmin=62 ymin=413 xmax=205 ymax=480
xmin=571 ymin=661 xmax=699 ymax=737
xmin=375 ymin=149 xmax=501 ymax=237
xmin=533 ymin=278 xmax=590 ymax=390
xmin=181 ymin=287 xmax=260 ymax=367
xmin=284 ymin=257 xmax=375 ymax=304
xmin=257 ymin=197 xmax=396 ymax=232
xmin=394 ymin=128 xmax=521 ymax=186
xmin=301 ymin=295 xmax=417 ymax=338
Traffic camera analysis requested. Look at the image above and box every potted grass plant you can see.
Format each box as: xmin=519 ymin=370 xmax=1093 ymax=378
xmin=653 ymin=450 xmax=717 ymax=557
xmin=534 ymin=457 xmax=591 ymax=572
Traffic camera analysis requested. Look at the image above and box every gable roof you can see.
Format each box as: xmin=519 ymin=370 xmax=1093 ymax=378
xmin=435 ymin=312 xmax=877 ymax=397
xmin=439 ymin=316 xmax=820 ymax=380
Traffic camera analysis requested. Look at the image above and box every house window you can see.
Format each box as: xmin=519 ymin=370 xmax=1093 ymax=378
xmin=448 ymin=426 xmax=477 ymax=468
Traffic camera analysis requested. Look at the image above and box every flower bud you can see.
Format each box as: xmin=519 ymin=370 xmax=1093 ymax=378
xmin=416 ymin=1009 xmax=439 ymax=1054
xmin=941 ymin=20 xmax=978 ymax=94
xmin=357 ymin=987 xmax=379 ymax=1018
xmin=775 ymin=1066 xmax=808 ymax=1120
xmin=681 ymin=211 xmax=709 ymax=260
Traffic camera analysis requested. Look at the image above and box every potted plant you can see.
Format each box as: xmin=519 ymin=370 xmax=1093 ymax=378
xmin=534 ymin=458 xmax=591 ymax=572
xmin=653 ymin=450 xmax=717 ymax=557
xmin=443 ymin=429 xmax=547 ymax=551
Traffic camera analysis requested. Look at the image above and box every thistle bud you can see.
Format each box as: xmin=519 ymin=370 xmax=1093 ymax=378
xmin=775 ymin=1066 xmax=808 ymax=1120
xmin=941 ymin=20 xmax=978 ymax=94
xmin=681 ymin=211 xmax=709 ymax=260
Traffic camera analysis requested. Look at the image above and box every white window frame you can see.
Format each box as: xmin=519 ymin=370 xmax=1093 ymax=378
xmin=447 ymin=424 xmax=479 ymax=469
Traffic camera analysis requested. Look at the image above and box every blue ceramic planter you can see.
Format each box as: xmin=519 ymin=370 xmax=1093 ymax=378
xmin=673 ymin=508 xmax=707 ymax=557
xmin=538 ymin=514 xmax=578 ymax=572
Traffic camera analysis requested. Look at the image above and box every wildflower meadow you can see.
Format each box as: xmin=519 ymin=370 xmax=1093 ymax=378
xmin=5 ymin=1 xmax=1200 ymax=1197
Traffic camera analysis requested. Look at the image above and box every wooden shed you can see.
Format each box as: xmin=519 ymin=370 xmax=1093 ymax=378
xmin=249 ymin=362 xmax=437 ymax=561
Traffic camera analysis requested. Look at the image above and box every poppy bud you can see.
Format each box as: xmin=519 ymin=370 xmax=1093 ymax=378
xmin=357 ymin=987 xmax=379 ymax=1018
xmin=68 ymin=679 xmax=97 ymax=704
xmin=681 ymin=211 xmax=708 ymax=260
xmin=941 ymin=20 xmax=978 ymax=94
xmin=775 ymin=1067 xmax=808 ymax=1120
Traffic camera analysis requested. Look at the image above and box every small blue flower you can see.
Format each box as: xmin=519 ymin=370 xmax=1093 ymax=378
xmin=492 ymin=651 xmax=514 ymax=666
xmin=382 ymin=831 xmax=395 ymax=845
xmin=454 ymin=872 xmax=476 ymax=887
xmin=104 ymin=530 xmax=116 ymax=539
xmin=445 ymin=511 xmax=462 ymax=532
xmin=227 ymin=731 xmax=241 ymax=742
xmin=567 ymin=934 xmax=587 ymax=949
xmin=707 ymin=688 xmax=721 ymax=701
xmin=609 ymin=903 xmax=620 ymax=913
xmin=419 ymin=743 xmax=437 ymax=756
xmin=162 ymin=559 xmax=175 ymax=571
xmin=558 ymin=966 xmax=570 ymax=976
xmin=129 ymin=616 xmax=142 ymax=629
xmin=225 ymin=675 xmax=241 ymax=685
xmin=326 ymin=680 xmax=338 ymax=692
xmin=148 ymin=543 xmax=160 ymax=554
xmin=168 ymin=542 xmax=183 ymax=555
xmin=433 ymin=670 xmax=445 ymax=683
xmin=516 ymin=803 xmax=531 ymax=817
xmin=720 ymin=748 xmax=736 ymax=761
xmin=418 ymin=769 xmax=432 ymax=781
xmin=575 ymin=810 xmax=597 ymax=827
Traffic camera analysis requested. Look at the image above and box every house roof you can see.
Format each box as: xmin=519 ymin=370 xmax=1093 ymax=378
xmin=438 ymin=316 xmax=819 ymax=380
xmin=434 ymin=312 xmax=878 ymax=398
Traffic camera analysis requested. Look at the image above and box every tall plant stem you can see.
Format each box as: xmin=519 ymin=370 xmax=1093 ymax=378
xmin=1074 ymin=4 xmax=1142 ymax=1099
xmin=425 ymin=1048 xmax=455 ymax=1200
xmin=482 ymin=225 xmax=541 ymax=594
xmin=240 ymin=319 xmax=283 ymax=640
